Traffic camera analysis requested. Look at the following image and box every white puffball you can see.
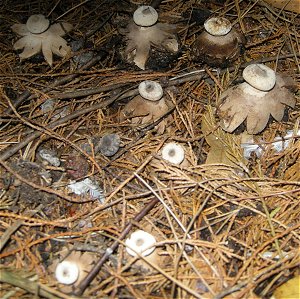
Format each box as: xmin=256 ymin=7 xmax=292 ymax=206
xmin=204 ymin=17 xmax=232 ymax=36
xmin=55 ymin=260 xmax=80 ymax=285
xmin=138 ymin=80 xmax=163 ymax=101
xmin=125 ymin=230 xmax=156 ymax=257
xmin=133 ymin=6 xmax=158 ymax=27
xmin=161 ymin=142 xmax=185 ymax=165
xmin=26 ymin=14 xmax=50 ymax=34
xmin=242 ymin=64 xmax=276 ymax=91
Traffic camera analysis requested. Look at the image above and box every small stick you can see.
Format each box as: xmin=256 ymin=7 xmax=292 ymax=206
xmin=37 ymin=54 xmax=300 ymax=101
xmin=0 ymin=93 xmax=121 ymax=161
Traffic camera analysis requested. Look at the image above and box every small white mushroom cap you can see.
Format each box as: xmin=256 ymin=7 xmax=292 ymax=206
xmin=204 ymin=17 xmax=232 ymax=36
xmin=138 ymin=80 xmax=163 ymax=101
xmin=242 ymin=64 xmax=276 ymax=91
xmin=161 ymin=142 xmax=185 ymax=165
xmin=133 ymin=6 xmax=158 ymax=27
xmin=26 ymin=14 xmax=50 ymax=34
xmin=55 ymin=260 xmax=79 ymax=285
xmin=125 ymin=230 xmax=156 ymax=257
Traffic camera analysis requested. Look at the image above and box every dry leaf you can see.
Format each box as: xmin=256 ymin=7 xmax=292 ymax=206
xmin=271 ymin=275 xmax=300 ymax=299
xmin=201 ymin=107 xmax=245 ymax=166
xmin=263 ymin=0 xmax=300 ymax=13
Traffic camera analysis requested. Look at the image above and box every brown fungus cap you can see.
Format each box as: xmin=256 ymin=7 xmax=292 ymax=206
xmin=191 ymin=17 xmax=245 ymax=67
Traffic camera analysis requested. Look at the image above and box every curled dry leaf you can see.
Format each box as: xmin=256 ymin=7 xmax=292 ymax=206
xmin=202 ymin=107 xmax=245 ymax=166
xmin=271 ymin=275 xmax=300 ymax=299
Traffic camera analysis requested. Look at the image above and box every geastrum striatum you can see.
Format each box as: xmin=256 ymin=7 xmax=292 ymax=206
xmin=11 ymin=14 xmax=73 ymax=66
xmin=121 ymin=5 xmax=179 ymax=70
xmin=217 ymin=63 xmax=297 ymax=134
xmin=120 ymin=80 xmax=174 ymax=133
xmin=191 ymin=16 xmax=245 ymax=67
xmin=50 ymin=249 xmax=94 ymax=293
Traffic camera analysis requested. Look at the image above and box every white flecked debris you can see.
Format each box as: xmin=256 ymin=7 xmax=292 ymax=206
xmin=241 ymin=129 xmax=300 ymax=159
xmin=68 ymin=178 xmax=105 ymax=202
xmin=38 ymin=148 xmax=61 ymax=166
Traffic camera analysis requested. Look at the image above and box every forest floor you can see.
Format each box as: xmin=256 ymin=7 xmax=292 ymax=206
xmin=0 ymin=1 xmax=299 ymax=298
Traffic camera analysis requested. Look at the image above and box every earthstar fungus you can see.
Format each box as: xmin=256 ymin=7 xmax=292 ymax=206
xmin=122 ymin=5 xmax=179 ymax=70
xmin=52 ymin=250 xmax=93 ymax=292
xmin=120 ymin=80 xmax=172 ymax=133
xmin=217 ymin=63 xmax=297 ymax=134
xmin=191 ymin=17 xmax=245 ymax=67
xmin=11 ymin=14 xmax=73 ymax=66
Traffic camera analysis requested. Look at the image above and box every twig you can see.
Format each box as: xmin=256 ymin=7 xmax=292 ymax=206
xmin=85 ymin=12 xmax=115 ymax=39
xmin=0 ymin=93 xmax=120 ymax=161
xmin=134 ymin=173 xmax=189 ymax=236
xmin=49 ymin=82 xmax=127 ymax=100
xmin=54 ymin=0 xmax=91 ymax=21
xmin=38 ymin=53 xmax=300 ymax=101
